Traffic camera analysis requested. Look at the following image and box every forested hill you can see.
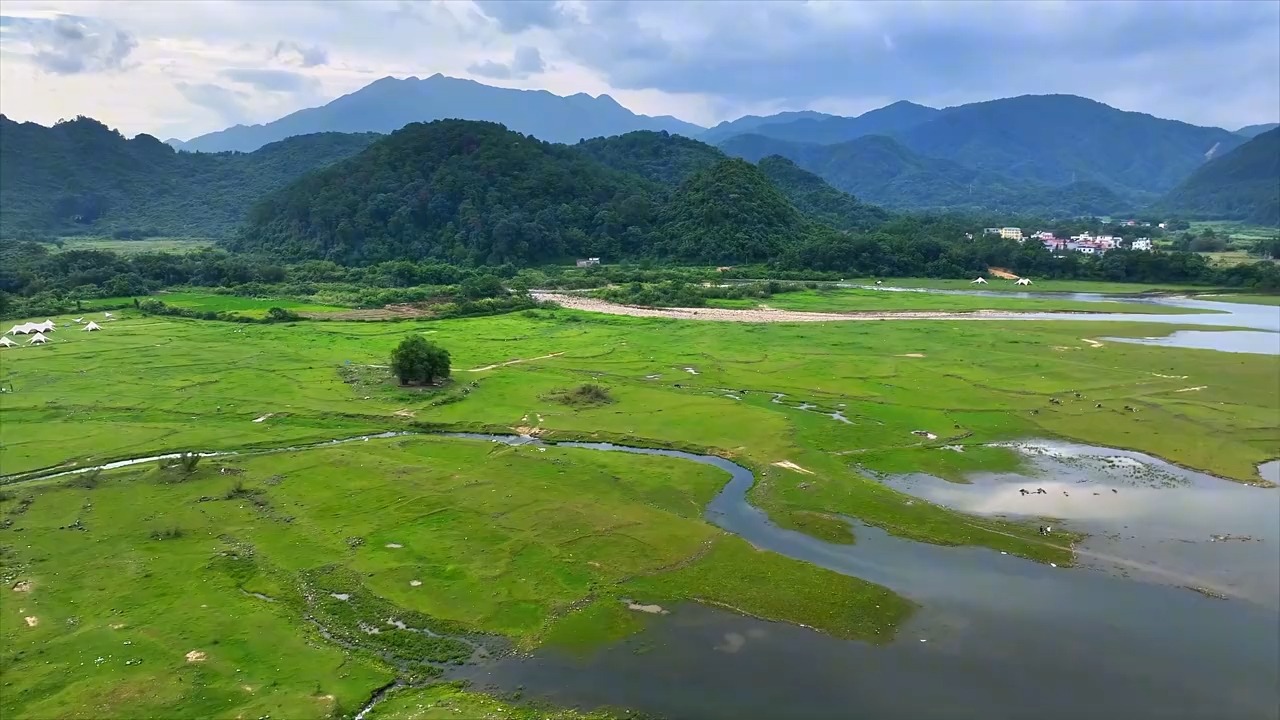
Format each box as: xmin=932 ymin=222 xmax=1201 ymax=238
xmin=0 ymin=115 xmax=377 ymax=237
xmin=232 ymin=120 xmax=843 ymax=266
xmin=756 ymin=156 xmax=890 ymax=232
xmin=720 ymin=132 xmax=1130 ymax=216
xmin=1156 ymin=128 xmax=1280 ymax=226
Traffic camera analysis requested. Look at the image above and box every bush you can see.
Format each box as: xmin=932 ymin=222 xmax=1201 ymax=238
xmin=545 ymin=383 xmax=615 ymax=407
xmin=390 ymin=336 xmax=451 ymax=386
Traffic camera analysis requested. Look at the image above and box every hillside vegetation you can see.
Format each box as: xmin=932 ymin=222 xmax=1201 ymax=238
xmin=721 ymin=133 xmax=1130 ymax=216
xmin=0 ymin=115 xmax=377 ymax=237
xmin=1157 ymin=128 xmax=1280 ymax=226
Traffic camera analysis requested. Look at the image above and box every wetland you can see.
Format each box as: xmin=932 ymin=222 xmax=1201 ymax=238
xmin=1 ymin=288 xmax=1277 ymax=719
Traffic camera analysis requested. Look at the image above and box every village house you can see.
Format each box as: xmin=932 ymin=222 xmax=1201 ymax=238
xmin=1131 ymin=238 xmax=1154 ymax=251
xmin=576 ymin=257 xmax=601 ymax=267
xmin=999 ymin=227 xmax=1024 ymax=241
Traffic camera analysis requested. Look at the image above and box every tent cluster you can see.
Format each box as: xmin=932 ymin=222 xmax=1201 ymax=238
xmin=6 ymin=320 xmax=56 ymax=335
xmin=970 ymin=277 xmax=1034 ymax=285
xmin=2 ymin=312 xmax=109 ymax=349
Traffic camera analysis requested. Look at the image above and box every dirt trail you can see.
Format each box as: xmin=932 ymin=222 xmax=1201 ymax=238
xmin=533 ymin=292 xmax=1047 ymax=323
xmin=466 ymin=352 xmax=565 ymax=372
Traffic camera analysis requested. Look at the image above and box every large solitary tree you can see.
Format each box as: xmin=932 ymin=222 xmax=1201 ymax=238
xmin=390 ymin=336 xmax=451 ymax=385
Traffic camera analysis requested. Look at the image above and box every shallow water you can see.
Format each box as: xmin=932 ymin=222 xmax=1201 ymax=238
xmin=840 ymin=285 xmax=1280 ymax=353
xmin=443 ymin=434 xmax=1280 ymax=720
xmin=878 ymin=440 xmax=1280 ymax=607
xmin=1104 ymin=329 xmax=1280 ymax=355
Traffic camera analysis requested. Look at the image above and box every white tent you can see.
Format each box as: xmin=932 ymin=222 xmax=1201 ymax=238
xmin=73 ymin=317 xmax=85 ymax=324
xmin=103 ymin=312 xmax=113 ymax=319
xmin=0 ymin=337 xmax=16 ymax=348
xmin=1015 ymin=278 xmax=1033 ymax=286
xmin=971 ymin=277 xmax=988 ymax=284
xmin=28 ymin=332 xmax=49 ymax=345
xmin=6 ymin=325 xmax=24 ymax=335
xmin=37 ymin=320 xmax=55 ymax=332
xmin=83 ymin=321 xmax=102 ymax=332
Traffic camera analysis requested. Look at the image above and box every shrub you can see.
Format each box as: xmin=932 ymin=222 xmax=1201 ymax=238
xmin=545 ymin=383 xmax=615 ymax=407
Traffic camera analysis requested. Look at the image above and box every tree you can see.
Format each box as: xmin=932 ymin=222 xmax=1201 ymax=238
xmin=390 ymin=335 xmax=451 ymax=386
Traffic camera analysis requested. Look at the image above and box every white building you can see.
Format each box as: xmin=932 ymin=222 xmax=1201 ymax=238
xmin=999 ymin=227 xmax=1024 ymax=241
xmin=1131 ymin=238 xmax=1153 ymax=251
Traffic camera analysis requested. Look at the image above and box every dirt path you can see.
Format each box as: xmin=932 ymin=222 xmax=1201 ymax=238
xmin=465 ymin=352 xmax=565 ymax=372
xmin=533 ymin=292 xmax=1049 ymax=323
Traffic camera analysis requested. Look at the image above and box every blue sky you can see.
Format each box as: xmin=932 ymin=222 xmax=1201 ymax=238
xmin=1 ymin=0 xmax=1276 ymax=140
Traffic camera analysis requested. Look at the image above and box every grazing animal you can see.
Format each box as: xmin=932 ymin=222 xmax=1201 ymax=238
xmin=1112 ymin=488 xmax=1118 ymax=493
xmin=1063 ymin=491 xmax=1069 ymax=496
xmin=1020 ymin=488 xmax=1030 ymax=496
xmin=1049 ymin=398 xmax=1062 ymax=405
xmin=1036 ymin=488 xmax=1046 ymax=494
xmin=674 ymin=384 xmax=682 ymax=388
xmin=1045 ymin=526 xmax=1052 ymax=534
xmin=1030 ymin=409 xmax=1039 ymax=415
xmin=1074 ymin=392 xmax=1082 ymax=398
xmin=875 ymin=280 xmax=883 ymax=285
xmin=1095 ymin=403 xmax=1103 ymax=409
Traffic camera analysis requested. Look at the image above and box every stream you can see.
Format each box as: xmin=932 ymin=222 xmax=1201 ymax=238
xmin=439 ymin=433 xmax=1279 ymax=720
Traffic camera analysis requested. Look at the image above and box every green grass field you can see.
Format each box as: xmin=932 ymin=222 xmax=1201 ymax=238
xmin=708 ymin=287 xmax=1219 ymax=314
xmin=2 ymin=304 xmax=1276 ymax=718
xmin=53 ymin=237 xmax=215 ymax=254
xmin=154 ymin=292 xmax=349 ymax=318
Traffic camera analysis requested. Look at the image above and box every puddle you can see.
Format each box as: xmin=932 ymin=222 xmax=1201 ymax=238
xmin=1105 ymin=330 xmax=1279 ymax=355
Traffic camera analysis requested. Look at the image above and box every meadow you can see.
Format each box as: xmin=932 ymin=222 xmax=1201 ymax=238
xmin=1 ymin=301 xmax=1277 ymax=718
xmin=52 ymin=237 xmax=215 ymax=254
xmin=153 ymin=291 xmax=350 ymax=318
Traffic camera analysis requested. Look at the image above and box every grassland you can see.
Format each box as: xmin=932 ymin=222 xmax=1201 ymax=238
xmin=1 ymin=301 xmax=1276 ymax=718
xmin=708 ymin=287 xmax=1218 ymax=314
xmin=53 ymin=237 xmax=215 ymax=254
xmin=366 ymin=683 xmax=626 ymax=719
xmin=154 ymin=291 xmax=349 ymax=318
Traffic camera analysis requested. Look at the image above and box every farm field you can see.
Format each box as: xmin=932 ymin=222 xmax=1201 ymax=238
xmin=153 ymin=291 xmax=350 ymax=318
xmin=1 ymin=304 xmax=1277 ymax=719
xmin=707 ymin=287 xmax=1220 ymax=314
xmin=52 ymin=237 xmax=215 ymax=254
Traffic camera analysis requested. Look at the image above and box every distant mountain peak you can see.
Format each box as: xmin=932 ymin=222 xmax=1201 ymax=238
xmin=168 ymin=75 xmax=704 ymax=153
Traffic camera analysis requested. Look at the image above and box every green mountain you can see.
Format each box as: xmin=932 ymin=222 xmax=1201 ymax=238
xmin=894 ymin=94 xmax=1242 ymax=195
xmin=172 ymin=74 xmax=704 ymax=153
xmin=234 ymin=121 xmax=836 ymax=266
xmin=720 ymin=133 xmax=1129 ymax=216
xmin=1156 ymin=127 xmax=1280 ymax=226
xmin=755 ymin=156 xmax=890 ymax=232
xmin=0 ymin=115 xmax=377 ymax=237
xmin=572 ymin=131 xmax=890 ymax=232
xmin=652 ymin=158 xmax=817 ymax=263
xmin=572 ymin=130 xmax=725 ymax=185
xmin=729 ymin=101 xmax=940 ymax=145
xmin=698 ymin=111 xmax=835 ymax=145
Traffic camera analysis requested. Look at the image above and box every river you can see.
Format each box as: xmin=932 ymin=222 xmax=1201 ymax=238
xmin=442 ymin=434 xmax=1279 ymax=720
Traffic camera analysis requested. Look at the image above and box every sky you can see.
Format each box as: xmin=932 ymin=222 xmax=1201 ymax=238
xmin=0 ymin=0 xmax=1277 ymax=141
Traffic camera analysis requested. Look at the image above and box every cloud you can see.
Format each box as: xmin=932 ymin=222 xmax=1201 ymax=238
xmin=221 ymin=68 xmax=318 ymax=93
xmin=272 ymin=40 xmax=327 ymax=68
xmin=175 ymin=82 xmax=250 ymax=124
xmin=473 ymin=0 xmax=565 ymax=32
xmin=467 ymin=45 xmax=545 ymax=80
xmin=2 ymin=13 xmax=137 ymax=75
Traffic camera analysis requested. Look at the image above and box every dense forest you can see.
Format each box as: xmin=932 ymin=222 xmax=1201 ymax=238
xmin=721 ymin=133 xmax=1134 ymax=216
xmin=0 ymin=115 xmax=377 ymax=237
xmin=1156 ymin=128 xmax=1280 ymax=226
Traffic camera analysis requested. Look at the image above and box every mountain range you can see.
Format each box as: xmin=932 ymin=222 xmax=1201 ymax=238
xmin=4 ymin=75 xmax=1276 ymax=236
xmin=168 ymin=74 xmax=703 ymax=153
